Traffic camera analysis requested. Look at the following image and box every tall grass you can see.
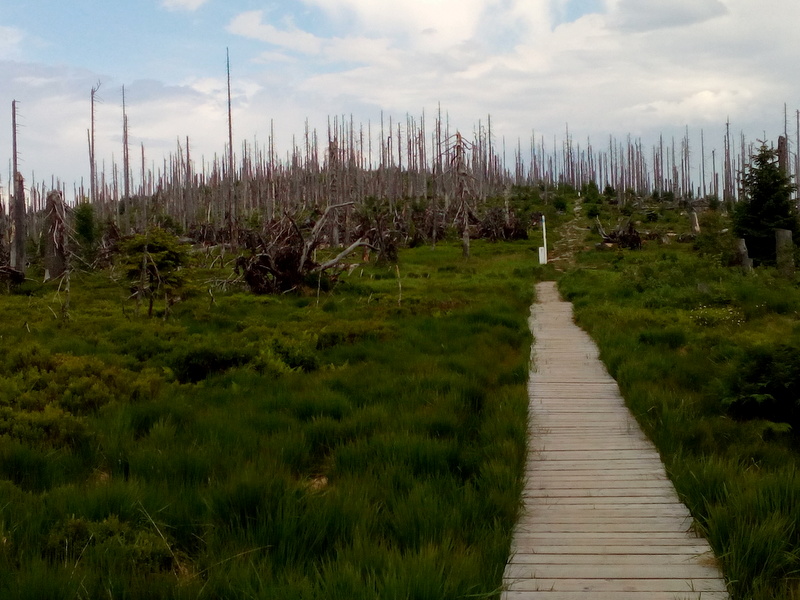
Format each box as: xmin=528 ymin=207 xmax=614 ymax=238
xmin=0 ymin=237 xmax=540 ymax=598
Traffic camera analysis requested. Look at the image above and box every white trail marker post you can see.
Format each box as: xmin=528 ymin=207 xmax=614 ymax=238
xmin=538 ymin=215 xmax=548 ymax=264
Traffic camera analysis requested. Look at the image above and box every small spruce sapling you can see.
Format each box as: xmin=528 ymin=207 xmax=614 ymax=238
xmin=118 ymin=228 xmax=189 ymax=317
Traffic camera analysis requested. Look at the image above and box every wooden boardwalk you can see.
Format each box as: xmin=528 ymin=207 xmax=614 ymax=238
xmin=502 ymin=281 xmax=729 ymax=600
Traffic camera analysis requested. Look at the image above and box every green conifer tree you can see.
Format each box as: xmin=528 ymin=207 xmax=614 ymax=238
xmin=733 ymin=143 xmax=798 ymax=265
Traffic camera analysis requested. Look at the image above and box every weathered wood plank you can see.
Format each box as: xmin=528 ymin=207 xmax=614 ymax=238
xmin=503 ymin=590 xmax=729 ymax=600
xmin=510 ymin=544 xmax=714 ymax=555
xmin=505 ymin=577 xmax=728 ymax=592
xmin=508 ymin=553 xmax=718 ymax=566
xmin=505 ymin=564 xmax=725 ymax=579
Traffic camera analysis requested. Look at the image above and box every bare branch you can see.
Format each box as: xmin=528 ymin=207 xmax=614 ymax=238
xmin=314 ymin=239 xmax=375 ymax=272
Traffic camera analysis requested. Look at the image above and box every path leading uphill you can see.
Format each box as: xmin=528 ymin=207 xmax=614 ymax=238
xmin=502 ymin=281 xmax=729 ymax=600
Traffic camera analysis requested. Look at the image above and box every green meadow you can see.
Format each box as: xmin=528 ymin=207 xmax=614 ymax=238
xmin=0 ymin=237 xmax=547 ymax=599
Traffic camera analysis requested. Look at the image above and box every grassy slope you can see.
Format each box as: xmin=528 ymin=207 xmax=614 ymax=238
xmin=0 ymin=238 xmax=547 ymax=599
xmin=561 ymin=236 xmax=800 ymax=600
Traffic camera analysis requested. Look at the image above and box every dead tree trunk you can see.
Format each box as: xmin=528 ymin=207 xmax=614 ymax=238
xmin=44 ymin=190 xmax=68 ymax=280
xmin=451 ymin=132 xmax=473 ymax=258
xmin=690 ymin=212 xmax=701 ymax=235
xmin=776 ymin=229 xmax=794 ymax=277
xmin=778 ymin=135 xmax=789 ymax=176
xmin=11 ymin=101 xmax=26 ymax=272
xmin=736 ymin=238 xmax=753 ymax=273
xmin=12 ymin=172 xmax=26 ymax=272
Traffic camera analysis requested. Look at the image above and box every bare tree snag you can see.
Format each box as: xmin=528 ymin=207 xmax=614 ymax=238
xmin=690 ymin=212 xmax=701 ymax=235
xmin=736 ymin=238 xmax=754 ymax=272
xmin=12 ymin=172 xmax=26 ymax=272
xmin=11 ymin=101 xmax=27 ymax=271
xmin=776 ymin=229 xmax=794 ymax=277
xmin=44 ymin=190 xmax=68 ymax=280
xmin=778 ymin=135 xmax=789 ymax=176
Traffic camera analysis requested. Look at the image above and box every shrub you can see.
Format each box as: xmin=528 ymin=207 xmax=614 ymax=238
xmin=724 ymin=342 xmax=800 ymax=428
xmin=167 ymin=344 xmax=254 ymax=383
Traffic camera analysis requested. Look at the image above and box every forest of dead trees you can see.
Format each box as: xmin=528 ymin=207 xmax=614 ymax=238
xmin=2 ymin=95 xmax=800 ymax=279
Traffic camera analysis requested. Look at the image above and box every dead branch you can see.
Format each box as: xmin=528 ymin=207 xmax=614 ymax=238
xmin=314 ymin=239 xmax=375 ymax=272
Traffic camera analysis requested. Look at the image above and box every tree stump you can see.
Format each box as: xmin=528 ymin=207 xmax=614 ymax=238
xmin=44 ymin=191 xmax=68 ymax=280
xmin=690 ymin=211 xmax=701 ymax=234
xmin=736 ymin=238 xmax=753 ymax=273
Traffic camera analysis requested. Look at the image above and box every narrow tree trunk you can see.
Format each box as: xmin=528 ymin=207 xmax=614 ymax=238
xmin=776 ymin=229 xmax=794 ymax=277
xmin=11 ymin=101 xmax=26 ymax=271
xmin=12 ymin=172 xmax=26 ymax=271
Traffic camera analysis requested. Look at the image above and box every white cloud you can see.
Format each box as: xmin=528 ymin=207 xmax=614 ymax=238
xmin=161 ymin=0 xmax=209 ymax=12
xmin=611 ymin=0 xmax=727 ymax=31
xmin=0 ymin=26 xmax=24 ymax=59
xmin=227 ymin=11 xmax=324 ymax=55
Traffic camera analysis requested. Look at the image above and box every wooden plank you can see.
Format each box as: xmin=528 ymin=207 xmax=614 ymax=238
xmin=505 ymin=564 xmax=724 ymax=580
xmin=505 ymin=577 xmax=728 ymax=593
xmin=510 ymin=544 xmax=714 ymax=555
xmin=503 ymin=591 xmax=729 ymax=600
xmin=524 ymin=489 xmax=681 ymax=499
xmin=524 ymin=511 xmax=692 ymax=522
xmin=511 ymin=533 xmax=706 ymax=543
xmin=508 ymin=553 xmax=718 ymax=566
xmin=526 ymin=479 xmax=673 ymax=489
xmin=514 ymin=523 xmax=694 ymax=534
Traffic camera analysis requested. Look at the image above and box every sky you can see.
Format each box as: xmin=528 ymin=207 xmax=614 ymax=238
xmin=1 ymin=0 xmax=799 ymax=198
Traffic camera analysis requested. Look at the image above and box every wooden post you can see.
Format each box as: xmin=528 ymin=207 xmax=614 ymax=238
xmin=540 ymin=215 xmax=548 ymax=264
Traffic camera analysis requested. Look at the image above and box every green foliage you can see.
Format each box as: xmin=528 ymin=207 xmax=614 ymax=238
xmin=73 ymin=202 xmax=97 ymax=248
xmin=586 ymin=204 xmax=601 ymax=219
xmin=693 ymin=210 xmax=739 ymax=265
xmin=167 ymin=342 xmax=255 ymax=383
xmin=724 ymin=341 xmax=800 ymax=428
xmin=117 ymin=228 xmax=190 ymax=316
xmin=581 ymin=180 xmax=602 ymax=203
xmin=733 ymin=143 xmax=798 ymax=265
